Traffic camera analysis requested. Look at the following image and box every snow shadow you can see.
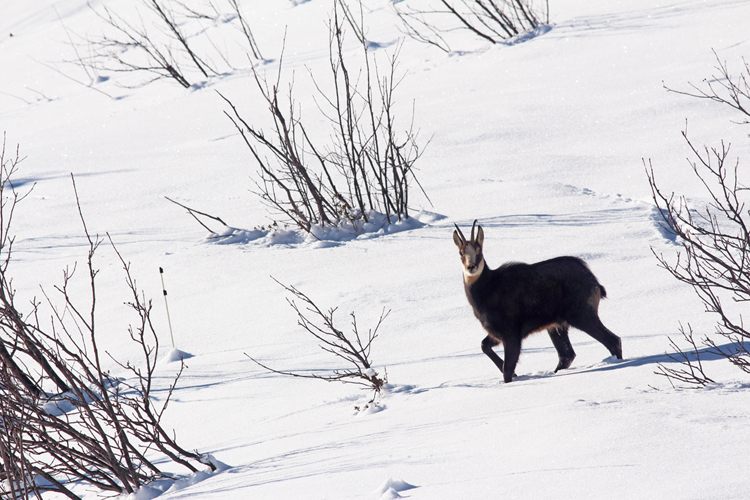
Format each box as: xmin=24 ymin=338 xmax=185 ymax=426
xmin=10 ymin=168 xmax=135 ymax=190
xmin=651 ymin=206 xmax=679 ymax=243
xmin=413 ymin=341 xmax=736 ymax=387
xmin=454 ymin=206 xmax=648 ymax=231
xmin=551 ymin=3 xmax=720 ymax=39
xmin=569 ymin=341 xmax=736 ymax=377
xmin=502 ymin=24 xmax=553 ymax=45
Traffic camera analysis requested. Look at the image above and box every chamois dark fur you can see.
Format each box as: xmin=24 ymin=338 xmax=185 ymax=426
xmin=453 ymin=220 xmax=622 ymax=383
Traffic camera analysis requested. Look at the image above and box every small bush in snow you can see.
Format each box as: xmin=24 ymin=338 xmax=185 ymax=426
xmin=395 ymin=0 xmax=550 ymax=52
xmin=647 ymin=51 xmax=750 ymax=387
xmin=72 ymin=0 xmax=263 ymax=88
xmin=246 ymin=279 xmax=389 ymax=396
xmin=220 ymin=1 xmax=429 ymax=234
xmin=0 ymin=146 xmax=215 ymax=498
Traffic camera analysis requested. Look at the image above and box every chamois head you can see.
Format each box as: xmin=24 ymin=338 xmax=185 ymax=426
xmin=453 ymin=220 xmax=485 ymax=280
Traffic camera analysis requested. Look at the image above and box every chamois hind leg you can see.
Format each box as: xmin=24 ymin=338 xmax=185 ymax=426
xmin=548 ymin=324 xmax=576 ymax=372
xmin=569 ymin=311 xmax=622 ymax=360
xmin=481 ymin=335 xmax=505 ymax=373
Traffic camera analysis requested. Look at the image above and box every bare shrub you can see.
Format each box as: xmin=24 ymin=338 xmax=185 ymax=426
xmin=0 ymin=140 xmax=214 ymax=498
xmin=219 ymin=1 xmax=429 ymax=233
xmin=395 ymin=0 xmax=550 ymax=52
xmin=246 ymin=278 xmax=389 ymax=395
xmin=653 ymin=324 xmax=715 ymax=388
xmin=75 ymin=0 xmax=263 ymax=88
xmin=227 ymin=0 xmax=263 ymax=61
xmin=647 ymin=52 xmax=750 ymax=386
xmin=665 ymin=50 xmax=750 ymax=125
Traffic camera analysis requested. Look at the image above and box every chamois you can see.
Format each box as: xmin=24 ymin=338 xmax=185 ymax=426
xmin=453 ymin=220 xmax=622 ymax=383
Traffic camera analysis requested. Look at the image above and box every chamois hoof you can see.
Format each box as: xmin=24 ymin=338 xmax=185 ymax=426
xmin=613 ymin=338 xmax=623 ymax=360
xmin=554 ymin=356 xmax=575 ymax=372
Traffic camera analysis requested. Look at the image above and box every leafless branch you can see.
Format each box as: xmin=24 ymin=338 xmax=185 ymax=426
xmin=665 ymin=49 xmax=750 ymax=124
xmin=245 ymin=277 xmax=389 ymax=394
xmin=0 ymin=163 xmax=215 ymax=497
xmin=229 ymin=0 xmax=263 ymax=60
xmin=394 ymin=0 xmax=549 ymax=51
xmin=216 ymin=2 xmax=429 ymax=234
xmin=71 ymin=0 xmax=263 ymax=89
xmin=654 ymin=324 xmax=716 ymax=388
xmin=647 ymin=76 xmax=750 ymax=384
xmin=165 ymin=196 xmax=229 ymax=234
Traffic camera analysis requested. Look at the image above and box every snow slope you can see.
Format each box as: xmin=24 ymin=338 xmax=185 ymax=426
xmin=2 ymin=0 xmax=750 ymax=498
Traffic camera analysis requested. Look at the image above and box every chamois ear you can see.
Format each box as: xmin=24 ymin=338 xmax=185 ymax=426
xmin=476 ymin=225 xmax=484 ymax=247
xmin=453 ymin=230 xmax=464 ymax=248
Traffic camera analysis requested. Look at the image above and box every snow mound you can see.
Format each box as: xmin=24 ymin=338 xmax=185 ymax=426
xmin=379 ymin=488 xmax=403 ymax=499
xmin=163 ymin=348 xmax=194 ymax=363
xmin=206 ymin=210 xmax=443 ymax=247
xmin=42 ymin=395 xmax=76 ymax=416
xmin=376 ymin=478 xmax=418 ymax=499
xmin=504 ymin=24 xmax=553 ymax=45
xmin=355 ymin=400 xmax=386 ymax=416
xmin=122 ymin=455 xmax=229 ymax=500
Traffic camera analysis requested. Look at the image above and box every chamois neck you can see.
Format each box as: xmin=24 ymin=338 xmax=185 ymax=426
xmin=463 ymin=258 xmax=486 ymax=286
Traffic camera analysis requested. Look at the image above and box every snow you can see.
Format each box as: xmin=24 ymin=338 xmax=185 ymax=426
xmin=375 ymin=478 xmax=417 ymax=499
xmin=206 ymin=210 xmax=431 ymax=247
xmin=2 ymin=0 xmax=750 ymax=498
xmin=164 ymin=348 xmax=194 ymax=363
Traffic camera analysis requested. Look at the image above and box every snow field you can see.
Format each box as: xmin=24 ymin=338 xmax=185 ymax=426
xmin=2 ymin=0 xmax=750 ymax=498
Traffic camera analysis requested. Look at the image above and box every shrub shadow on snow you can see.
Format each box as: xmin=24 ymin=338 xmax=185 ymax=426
xmin=366 ymin=39 xmax=399 ymax=51
xmin=651 ymin=206 xmax=679 ymax=244
xmin=502 ymin=24 xmax=553 ymax=46
xmin=9 ymin=169 xmax=135 ymax=190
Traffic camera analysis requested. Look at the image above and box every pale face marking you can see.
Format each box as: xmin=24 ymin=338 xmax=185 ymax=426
xmin=454 ymin=222 xmax=485 ymax=285
xmin=459 ymin=242 xmax=484 ymax=284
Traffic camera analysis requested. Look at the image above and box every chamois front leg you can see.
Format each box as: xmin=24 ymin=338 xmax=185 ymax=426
xmin=482 ymin=334 xmax=520 ymax=382
xmin=501 ymin=336 xmax=521 ymax=383
xmin=481 ymin=335 xmax=505 ymax=373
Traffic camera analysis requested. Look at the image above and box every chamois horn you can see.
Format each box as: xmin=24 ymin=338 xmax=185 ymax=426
xmin=454 ymin=223 xmax=466 ymax=244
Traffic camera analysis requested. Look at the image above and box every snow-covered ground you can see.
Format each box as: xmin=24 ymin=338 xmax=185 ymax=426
xmin=2 ymin=0 xmax=750 ymax=498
